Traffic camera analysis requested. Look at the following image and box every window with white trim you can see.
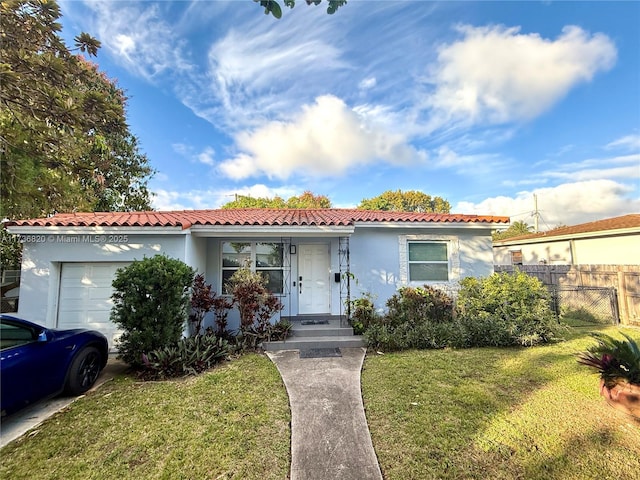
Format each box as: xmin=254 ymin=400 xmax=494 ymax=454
xmin=221 ymin=242 xmax=284 ymax=294
xmin=407 ymin=242 xmax=449 ymax=281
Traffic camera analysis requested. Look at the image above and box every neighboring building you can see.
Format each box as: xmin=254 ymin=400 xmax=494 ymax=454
xmin=6 ymin=209 xmax=508 ymax=348
xmin=493 ymin=214 xmax=640 ymax=266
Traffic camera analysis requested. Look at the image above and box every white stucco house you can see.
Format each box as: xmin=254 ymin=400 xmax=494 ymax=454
xmin=493 ymin=214 xmax=640 ymax=266
xmin=6 ymin=209 xmax=508 ymax=348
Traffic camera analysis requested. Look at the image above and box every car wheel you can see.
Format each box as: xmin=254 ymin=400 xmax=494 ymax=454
xmin=65 ymin=346 xmax=103 ymax=395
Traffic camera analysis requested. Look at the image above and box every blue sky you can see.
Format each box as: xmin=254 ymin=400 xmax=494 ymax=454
xmin=58 ymin=1 xmax=639 ymax=228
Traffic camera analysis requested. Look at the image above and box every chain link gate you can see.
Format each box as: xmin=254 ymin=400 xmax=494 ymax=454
xmin=547 ymin=285 xmax=619 ymax=325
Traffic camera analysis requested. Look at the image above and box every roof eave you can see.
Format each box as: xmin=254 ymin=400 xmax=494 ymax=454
xmin=6 ymin=225 xmax=185 ymax=235
xmin=354 ymin=221 xmax=506 ymax=229
xmin=493 ymin=227 xmax=640 ymax=246
xmin=190 ymin=225 xmax=355 ymax=237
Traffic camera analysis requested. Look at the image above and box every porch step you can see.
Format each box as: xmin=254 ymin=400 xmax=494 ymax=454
xmin=263 ymin=335 xmax=365 ymax=351
xmin=291 ymin=324 xmax=355 ymax=337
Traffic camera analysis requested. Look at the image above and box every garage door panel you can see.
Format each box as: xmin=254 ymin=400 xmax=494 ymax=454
xmin=58 ymin=263 xmax=128 ymax=350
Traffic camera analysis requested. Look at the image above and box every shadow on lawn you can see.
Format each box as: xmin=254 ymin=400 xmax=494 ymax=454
xmin=364 ymin=327 xmax=640 ymax=479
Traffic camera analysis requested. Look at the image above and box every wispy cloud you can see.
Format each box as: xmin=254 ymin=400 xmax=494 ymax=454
xmin=171 ymin=143 xmax=216 ymax=166
xmin=605 ymin=134 xmax=640 ymax=151
xmin=151 ymin=184 xmax=301 ymax=210
xmin=80 ymin=1 xmax=192 ymax=81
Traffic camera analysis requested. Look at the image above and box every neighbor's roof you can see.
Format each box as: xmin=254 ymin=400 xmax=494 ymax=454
xmin=494 ymin=214 xmax=640 ymax=245
xmin=7 ymin=209 xmax=509 ymax=230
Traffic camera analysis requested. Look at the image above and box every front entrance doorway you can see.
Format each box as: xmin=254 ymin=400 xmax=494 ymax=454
xmin=298 ymin=244 xmax=330 ymax=314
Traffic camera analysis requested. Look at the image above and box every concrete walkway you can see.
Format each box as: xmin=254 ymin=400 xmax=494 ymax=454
xmin=266 ymin=347 xmax=383 ymax=480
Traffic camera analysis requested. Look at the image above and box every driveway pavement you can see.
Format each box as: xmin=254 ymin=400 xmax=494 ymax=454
xmin=0 ymin=356 xmax=128 ymax=449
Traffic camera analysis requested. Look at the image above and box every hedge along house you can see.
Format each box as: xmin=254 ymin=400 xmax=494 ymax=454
xmin=6 ymin=209 xmax=508 ymax=349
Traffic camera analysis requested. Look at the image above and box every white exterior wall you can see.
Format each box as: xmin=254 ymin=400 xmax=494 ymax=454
xmin=13 ymin=225 xmax=498 ymax=335
xmin=17 ymin=234 xmax=186 ymax=329
xmin=349 ymin=227 xmax=495 ymax=308
xmin=493 ymin=233 xmax=640 ymax=266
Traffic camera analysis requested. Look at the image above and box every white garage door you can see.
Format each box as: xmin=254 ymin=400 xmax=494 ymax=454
xmin=58 ymin=263 xmax=129 ymax=350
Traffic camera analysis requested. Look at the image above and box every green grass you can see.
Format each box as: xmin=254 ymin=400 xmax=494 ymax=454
xmin=2 ymin=326 xmax=639 ymax=479
xmin=0 ymin=354 xmax=290 ymax=480
xmin=361 ymin=325 xmax=640 ymax=479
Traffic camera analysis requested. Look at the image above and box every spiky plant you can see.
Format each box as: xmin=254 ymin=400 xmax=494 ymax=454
xmin=577 ymin=333 xmax=640 ymax=388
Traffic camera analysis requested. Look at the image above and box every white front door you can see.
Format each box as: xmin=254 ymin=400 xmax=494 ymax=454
xmin=298 ymin=244 xmax=330 ymax=314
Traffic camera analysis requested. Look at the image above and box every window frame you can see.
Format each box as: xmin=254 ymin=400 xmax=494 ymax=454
xmin=407 ymin=241 xmax=450 ymax=282
xmin=221 ymin=241 xmax=285 ymax=295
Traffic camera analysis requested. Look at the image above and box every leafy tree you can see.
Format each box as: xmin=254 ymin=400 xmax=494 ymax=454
xmin=0 ymin=226 xmax=21 ymax=273
xmin=221 ymin=191 xmax=332 ymax=209
xmin=358 ymin=190 xmax=451 ymax=213
xmin=492 ymin=220 xmax=534 ymax=241
xmin=256 ymin=0 xmax=347 ymax=19
xmin=1 ymin=0 xmax=154 ymax=272
xmin=110 ymin=255 xmax=195 ymax=367
xmin=0 ymin=0 xmax=154 ymax=221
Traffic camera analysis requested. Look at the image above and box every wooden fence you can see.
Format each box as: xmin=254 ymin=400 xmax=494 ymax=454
xmin=494 ymin=265 xmax=640 ymax=326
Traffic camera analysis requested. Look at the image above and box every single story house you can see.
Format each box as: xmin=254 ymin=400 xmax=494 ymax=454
xmin=7 ymin=209 xmax=508 ymax=348
xmin=493 ymin=214 xmax=640 ymax=266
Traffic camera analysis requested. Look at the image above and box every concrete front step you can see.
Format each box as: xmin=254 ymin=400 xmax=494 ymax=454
xmin=291 ymin=325 xmax=356 ymax=337
xmin=263 ymin=335 xmax=365 ymax=351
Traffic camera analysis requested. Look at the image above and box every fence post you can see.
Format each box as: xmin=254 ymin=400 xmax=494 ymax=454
xmin=610 ymin=288 xmax=620 ymax=325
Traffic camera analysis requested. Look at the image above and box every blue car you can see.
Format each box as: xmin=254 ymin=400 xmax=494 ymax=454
xmin=1 ymin=314 xmax=109 ymax=417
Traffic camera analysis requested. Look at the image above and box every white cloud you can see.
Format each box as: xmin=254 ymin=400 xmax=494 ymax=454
xmin=540 ymin=153 xmax=640 ymax=181
xmin=455 ymin=180 xmax=640 ymax=228
xmin=171 ymin=144 xmax=216 ymax=166
xmin=359 ymin=77 xmax=377 ymax=91
xmin=197 ymin=147 xmax=216 ymax=166
xmin=606 ymin=134 xmax=640 ymax=151
xmin=218 ymin=95 xmax=428 ymax=180
xmin=151 ymin=184 xmax=301 ymax=211
xmin=80 ymin=1 xmax=192 ymax=81
xmin=424 ymin=24 xmax=617 ymax=129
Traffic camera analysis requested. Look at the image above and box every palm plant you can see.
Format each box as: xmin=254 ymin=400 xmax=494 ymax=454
xmin=577 ymin=332 xmax=640 ymax=388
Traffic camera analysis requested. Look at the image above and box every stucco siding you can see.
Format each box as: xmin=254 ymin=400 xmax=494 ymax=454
xmin=349 ymin=227 xmax=495 ymax=305
xmin=17 ymin=234 xmax=186 ymax=329
xmin=494 ymin=233 xmax=640 ymax=266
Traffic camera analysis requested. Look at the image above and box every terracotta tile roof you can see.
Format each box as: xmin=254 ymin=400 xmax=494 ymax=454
xmin=7 ymin=209 xmax=509 ymax=230
xmin=494 ymin=214 xmax=640 ymax=243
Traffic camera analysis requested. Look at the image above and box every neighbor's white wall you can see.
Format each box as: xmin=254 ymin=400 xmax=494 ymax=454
xmin=493 ymin=233 xmax=640 ymax=266
xmin=17 ymin=234 xmax=186 ymax=328
xmin=573 ymin=235 xmax=640 ymax=264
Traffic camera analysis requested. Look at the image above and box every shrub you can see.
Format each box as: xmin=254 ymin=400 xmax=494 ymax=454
xmin=348 ymin=293 xmax=378 ymax=335
xmin=110 ymin=255 xmax=195 ymax=367
xmin=140 ymin=333 xmax=230 ymax=380
xmin=225 ymin=265 xmax=283 ymax=332
xmin=190 ymin=273 xmax=216 ymax=336
xmin=190 ymin=273 xmax=233 ymax=336
xmin=456 ymin=271 xmax=560 ymax=347
xmin=385 ymin=285 xmax=454 ymax=326
xmin=363 ymin=286 xmax=456 ymax=351
xmin=235 ymin=319 xmax=293 ymax=351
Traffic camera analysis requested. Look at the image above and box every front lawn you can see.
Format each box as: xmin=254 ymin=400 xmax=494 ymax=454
xmin=1 ymin=326 xmax=639 ymax=479
xmin=361 ymin=325 xmax=640 ymax=479
xmin=0 ymin=354 xmax=290 ymax=480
